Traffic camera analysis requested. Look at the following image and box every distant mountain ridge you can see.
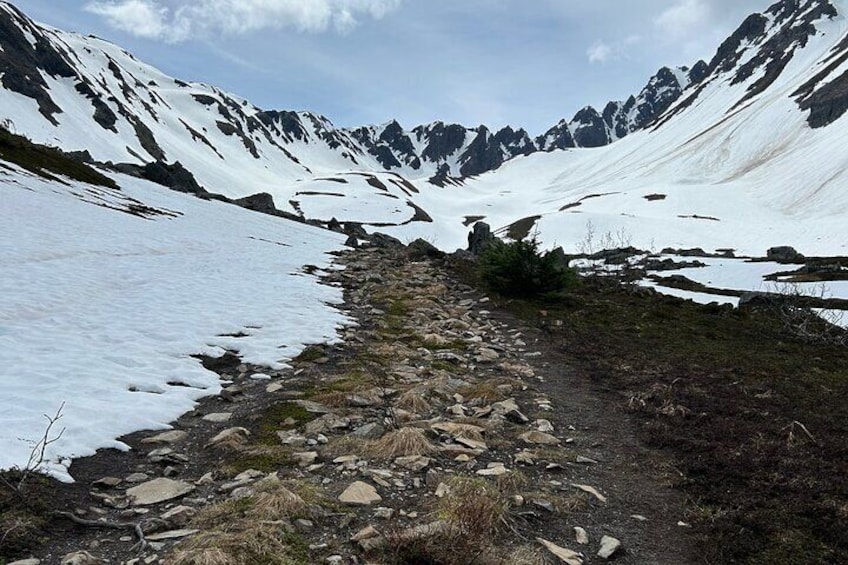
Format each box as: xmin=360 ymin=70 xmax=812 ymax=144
xmin=0 ymin=0 xmax=707 ymax=186
xmin=2 ymin=0 xmax=848 ymax=242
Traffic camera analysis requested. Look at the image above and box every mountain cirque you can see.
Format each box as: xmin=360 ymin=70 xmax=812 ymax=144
xmin=3 ymin=0 xmax=848 ymax=563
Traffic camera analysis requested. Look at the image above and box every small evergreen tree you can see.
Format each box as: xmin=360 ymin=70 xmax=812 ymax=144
xmin=478 ymin=235 xmax=577 ymax=297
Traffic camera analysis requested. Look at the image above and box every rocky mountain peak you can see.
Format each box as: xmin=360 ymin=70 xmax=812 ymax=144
xmin=1 ymin=0 xmax=844 ymax=190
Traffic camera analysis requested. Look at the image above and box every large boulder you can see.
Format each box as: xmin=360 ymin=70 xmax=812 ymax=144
xmin=767 ymin=246 xmax=805 ymax=263
xmin=468 ymin=222 xmax=496 ymax=256
xmin=407 ymin=238 xmax=445 ymax=260
xmin=235 ymin=192 xmax=278 ymax=215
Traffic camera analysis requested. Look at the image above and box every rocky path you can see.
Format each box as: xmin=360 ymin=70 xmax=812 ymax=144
xmin=9 ymin=238 xmax=695 ymax=565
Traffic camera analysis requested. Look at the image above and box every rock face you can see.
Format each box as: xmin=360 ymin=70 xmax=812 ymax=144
xmin=536 ymin=64 xmax=707 ymax=150
xmin=0 ymin=1 xmax=714 ymax=190
xmin=3 ymin=0 xmax=844 ymax=194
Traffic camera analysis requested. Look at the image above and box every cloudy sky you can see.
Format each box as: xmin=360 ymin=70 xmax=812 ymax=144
xmin=13 ymin=0 xmax=773 ymax=134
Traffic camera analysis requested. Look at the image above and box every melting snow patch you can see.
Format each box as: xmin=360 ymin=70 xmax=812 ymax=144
xmin=0 ymin=170 xmax=349 ymax=481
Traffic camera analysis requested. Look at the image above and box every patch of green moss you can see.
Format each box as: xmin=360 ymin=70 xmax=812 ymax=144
xmin=279 ymin=531 xmax=310 ymax=564
xmin=744 ymin=529 xmax=836 ymax=565
xmin=257 ymin=402 xmax=315 ymax=445
xmin=294 ymin=345 xmax=326 ymax=363
xmin=225 ymin=448 xmax=294 ymax=474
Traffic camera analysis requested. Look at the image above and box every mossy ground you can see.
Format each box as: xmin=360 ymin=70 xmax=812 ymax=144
xmin=461 ymin=270 xmax=848 ymax=565
xmin=0 ymin=127 xmax=117 ymax=188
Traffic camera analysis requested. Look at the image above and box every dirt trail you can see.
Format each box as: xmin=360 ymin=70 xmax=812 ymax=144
xmin=3 ymin=240 xmax=696 ymax=564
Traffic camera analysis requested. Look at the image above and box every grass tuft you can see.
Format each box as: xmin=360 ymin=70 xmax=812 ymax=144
xmin=366 ymin=427 xmax=437 ymax=459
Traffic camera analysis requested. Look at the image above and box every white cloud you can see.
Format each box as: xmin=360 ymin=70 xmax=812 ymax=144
xmin=587 ymin=41 xmax=614 ymax=64
xmin=655 ymin=0 xmax=711 ymax=41
xmin=85 ymin=0 xmax=403 ymax=42
xmin=587 ymin=35 xmax=643 ymax=64
xmin=85 ymin=0 xmax=170 ymax=39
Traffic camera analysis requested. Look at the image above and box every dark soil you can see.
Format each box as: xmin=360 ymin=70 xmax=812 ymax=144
xmin=465 ymin=273 xmax=848 ymax=565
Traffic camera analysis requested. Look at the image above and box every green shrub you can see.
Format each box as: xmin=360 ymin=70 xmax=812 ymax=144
xmin=478 ymin=236 xmax=577 ymax=297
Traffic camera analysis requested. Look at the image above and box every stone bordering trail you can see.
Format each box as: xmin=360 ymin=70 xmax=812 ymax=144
xmin=7 ymin=237 xmax=694 ymax=564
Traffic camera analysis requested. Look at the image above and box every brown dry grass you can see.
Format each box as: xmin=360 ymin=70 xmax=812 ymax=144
xmin=395 ymin=390 xmax=432 ymax=414
xmin=376 ymin=476 xmax=509 ymax=564
xmin=366 ymin=426 xmax=437 ymax=459
xmin=166 ymin=524 xmax=303 ymax=565
xmin=249 ymin=483 xmax=308 ymax=521
xmin=495 ymin=470 xmax=530 ymax=495
xmin=321 ymin=435 xmax=368 ymax=459
xmin=506 ymin=545 xmax=555 ymax=564
xmin=460 ymin=381 xmax=508 ymax=403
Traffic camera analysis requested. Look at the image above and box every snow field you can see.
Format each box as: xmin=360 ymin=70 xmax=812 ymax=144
xmin=0 ymin=167 xmax=350 ymax=481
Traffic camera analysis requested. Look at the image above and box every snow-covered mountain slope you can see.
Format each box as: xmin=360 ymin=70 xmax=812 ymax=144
xmin=382 ymin=0 xmax=848 ymax=256
xmin=0 ymin=156 xmax=349 ymax=480
xmin=0 ymin=0 xmax=708 ymax=200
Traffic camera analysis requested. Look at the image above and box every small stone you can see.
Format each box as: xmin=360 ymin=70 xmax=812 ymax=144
xmin=454 ymin=436 xmax=487 ymax=451
xmin=351 ymin=422 xmax=385 ymax=439
xmin=576 ymin=456 xmax=598 ymax=465
xmin=125 ymin=473 xmax=149 ymax=483
xmin=8 ymin=560 xmax=41 ymax=565
xmin=161 ymin=505 xmax=196 ymax=527
xmin=504 ymin=409 xmax=530 ymax=424
xmin=373 ymin=507 xmax=395 ymax=519
xmin=532 ymin=499 xmax=555 ymax=513
xmin=476 ymin=348 xmax=500 ymax=362
xmin=598 ymin=536 xmax=621 ymax=559
xmin=202 ymin=412 xmax=233 ymax=423
xmin=394 ymin=455 xmax=431 ymax=472
xmin=141 ymin=430 xmax=188 ymax=444
xmin=292 ymin=451 xmax=319 ymax=467
xmin=435 ymin=483 xmax=451 ymax=498
xmin=293 ymin=399 xmax=331 ymax=414
xmin=266 ymin=382 xmax=284 ymax=393
xmin=206 ymin=427 xmax=250 ymax=448
xmin=631 ymin=514 xmax=648 ymax=522
xmin=250 ymin=372 xmax=272 ymax=380
xmin=146 ymin=529 xmax=199 ymax=541
xmin=346 ymin=394 xmax=376 ymax=407
xmin=534 ymin=419 xmax=555 ymax=433
xmin=325 ymin=557 xmax=343 ymax=564
xmin=448 ymin=404 xmax=466 ymax=416
xmin=536 ymin=538 xmax=584 ymax=565
xmin=476 ymin=462 xmax=508 ymax=476
xmin=277 ymin=431 xmax=308 ymax=446
xmin=60 ymin=552 xmax=103 ymax=565
xmin=92 ymin=477 xmax=121 ymax=488
xmin=294 ymin=519 xmax=314 ymax=531
xmin=126 ymin=478 xmax=195 ymax=506
xmin=574 ymin=527 xmax=589 ymax=545
xmin=572 ymin=484 xmax=607 ymax=503
xmin=431 ymin=422 xmax=486 ymax=436
xmin=339 ymin=481 xmax=382 ymax=506
xmin=515 ymin=450 xmax=536 ymax=465
xmin=519 ymin=431 xmax=560 ymax=445
xmin=351 ymin=525 xmax=380 ymax=542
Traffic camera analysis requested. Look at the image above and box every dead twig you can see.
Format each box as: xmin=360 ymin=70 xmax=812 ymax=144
xmin=782 ymin=420 xmax=818 ymax=447
xmin=53 ymin=511 xmax=154 ymax=553
xmin=0 ymin=402 xmax=66 ymax=501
